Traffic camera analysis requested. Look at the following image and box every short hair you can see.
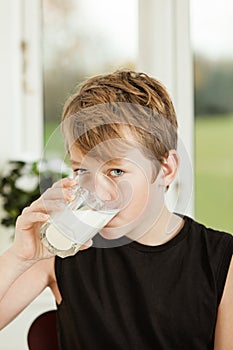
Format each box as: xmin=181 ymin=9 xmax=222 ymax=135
xmin=62 ymin=70 xmax=178 ymax=169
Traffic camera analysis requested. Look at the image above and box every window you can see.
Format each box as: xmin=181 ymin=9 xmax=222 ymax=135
xmin=191 ymin=0 xmax=233 ymax=232
xmin=42 ymin=0 xmax=138 ymax=158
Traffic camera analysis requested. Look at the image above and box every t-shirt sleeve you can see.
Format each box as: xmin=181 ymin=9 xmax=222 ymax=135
xmin=216 ymin=233 xmax=233 ymax=305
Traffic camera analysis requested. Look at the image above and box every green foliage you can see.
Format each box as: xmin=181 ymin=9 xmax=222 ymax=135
xmin=194 ymin=56 xmax=233 ymax=116
xmin=195 ymin=115 xmax=233 ymax=233
xmin=0 ymin=160 xmax=69 ymax=228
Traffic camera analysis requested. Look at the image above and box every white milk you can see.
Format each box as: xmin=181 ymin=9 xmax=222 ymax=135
xmin=41 ymin=206 xmax=118 ymax=258
xmin=45 ymin=224 xmax=74 ymax=251
xmin=73 ymin=207 xmax=117 ymax=228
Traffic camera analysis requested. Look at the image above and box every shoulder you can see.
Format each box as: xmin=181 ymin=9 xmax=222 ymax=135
xmin=186 ymin=215 xmax=232 ymax=236
xmin=184 ymin=216 xmax=233 ymax=299
xmin=188 ymin=214 xmax=233 ymax=260
xmin=184 ymin=217 xmax=233 ymax=348
xmin=185 ymin=215 xmax=233 ymax=248
xmin=214 ymin=254 xmax=233 ymax=349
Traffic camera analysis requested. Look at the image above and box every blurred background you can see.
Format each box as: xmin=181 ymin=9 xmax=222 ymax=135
xmin=42 ymin=0 xmax=233 ymax=233
xmin=0 ymin=0 xmax=232 ymax=348
xmin=191 ymin=0 xmax=233 ymax=234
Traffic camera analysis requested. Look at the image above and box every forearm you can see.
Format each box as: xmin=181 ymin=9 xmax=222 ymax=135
xmin=0 ymin=247 xmax=34 ymax=304
xmin=0 ymin=247 xmax=53 ymax=330
xmin=0 ymin=178 xmax=73 ymax=329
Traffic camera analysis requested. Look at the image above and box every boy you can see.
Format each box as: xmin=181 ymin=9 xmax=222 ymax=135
xmin=0 ymin=70 xmax=232 ymax=349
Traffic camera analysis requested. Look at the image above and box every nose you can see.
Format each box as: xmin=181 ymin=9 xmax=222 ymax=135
xmin=94 ymin=173 xmax=118 ymax=201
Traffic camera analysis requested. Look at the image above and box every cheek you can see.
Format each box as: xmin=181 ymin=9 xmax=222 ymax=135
xmin=120 ymin=177 xmax=150 ymax=220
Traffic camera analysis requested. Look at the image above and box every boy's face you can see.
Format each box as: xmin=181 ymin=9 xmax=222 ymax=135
xmin=69 ymin=141 xmax=166 ymax=242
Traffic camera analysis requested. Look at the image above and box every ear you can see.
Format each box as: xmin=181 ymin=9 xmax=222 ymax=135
xmin=159 ymin=150 xmax=179 ymax=187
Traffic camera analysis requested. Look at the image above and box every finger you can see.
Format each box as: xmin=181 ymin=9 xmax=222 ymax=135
xmin=29 ymin=199 xmax=67 ymax=214
xmin=52 ymin=177 xmax=77 ymax=189
xmin=80 ymin=239 xmax=93 ymax=250
xmin=21 ymin=206 xmax=31 ymax=215
xmin=16 ymin=212 xmax=49 ymax=230
xmin=42 ymin=187 xmax=76 ymax=201
xmin=28 ymin=187 xmax=76 ymax=213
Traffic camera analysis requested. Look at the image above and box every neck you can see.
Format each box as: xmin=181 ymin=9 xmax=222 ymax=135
xmin=134 ymin=207 xmax=184 ymax=246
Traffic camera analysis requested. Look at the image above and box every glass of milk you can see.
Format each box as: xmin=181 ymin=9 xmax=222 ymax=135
xmin=40 ymin=173 xmax=122 ymax=258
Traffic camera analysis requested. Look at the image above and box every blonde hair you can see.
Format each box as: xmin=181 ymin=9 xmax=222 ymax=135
xmin=62 ymin=70 xmax=178 ymax=168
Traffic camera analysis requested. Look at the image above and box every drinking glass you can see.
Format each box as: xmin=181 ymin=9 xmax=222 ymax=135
xmin=40 ymin=173 xmax=122 ymax=258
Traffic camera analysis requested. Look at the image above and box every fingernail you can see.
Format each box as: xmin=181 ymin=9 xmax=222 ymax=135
xmin=67 ymin=194 xmax=76 ymax=202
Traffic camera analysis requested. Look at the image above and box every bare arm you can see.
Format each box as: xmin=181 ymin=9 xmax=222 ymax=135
xmin=214 ymin=255 xmax=233 ymax=350
xmin=0 ymin=177 xmax=92 ymax=330
xmin=0 ymin=176 xmax=60 ymax=331
xmin=0 ymin=253 xmax=54 ymax=330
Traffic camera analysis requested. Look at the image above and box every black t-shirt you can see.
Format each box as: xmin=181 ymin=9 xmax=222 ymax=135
xmin=55 ymin=215 xmax=233 ymax=350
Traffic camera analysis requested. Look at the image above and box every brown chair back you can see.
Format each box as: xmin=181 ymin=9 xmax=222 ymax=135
xmin=27 ymin=310 xmax=59 ymax=350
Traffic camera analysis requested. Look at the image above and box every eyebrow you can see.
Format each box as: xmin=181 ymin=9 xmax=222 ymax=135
xmin=105 ymin=158 xmax=126 ymax=166
xmin=69 ymin=158 xmax=126 ymax=167
xmin=70 ymin=159 xmax=82 ymax=166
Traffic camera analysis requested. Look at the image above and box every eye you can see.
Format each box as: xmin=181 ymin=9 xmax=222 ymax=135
xmin=109 ymin=169 xmax=125 ymax=177
xmin=74 ymin=168 xmax=88 ymax=175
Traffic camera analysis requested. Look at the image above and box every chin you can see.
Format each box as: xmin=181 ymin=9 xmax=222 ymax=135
xmin=98 ymin=226 xmax=126 ymax=240
xmin=99 ymin=225 xmax=133 ymax=239
xmin=99 ymin=219 xmax=137 ymax=240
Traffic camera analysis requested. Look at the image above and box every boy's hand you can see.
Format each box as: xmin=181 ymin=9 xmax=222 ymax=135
xmin=11 ymin=178 xmax=92 ymax=264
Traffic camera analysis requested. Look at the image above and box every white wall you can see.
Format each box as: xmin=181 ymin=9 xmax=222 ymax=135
xmin=0 ymin=0 xmax=43 ymax=246
xmin=137 ymin=0 xmax=194 ymax=218
xmin=0 ymin=0 xmax=43 ymax=166
xmin=0 ymin=2 xmax=54 ymax=349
